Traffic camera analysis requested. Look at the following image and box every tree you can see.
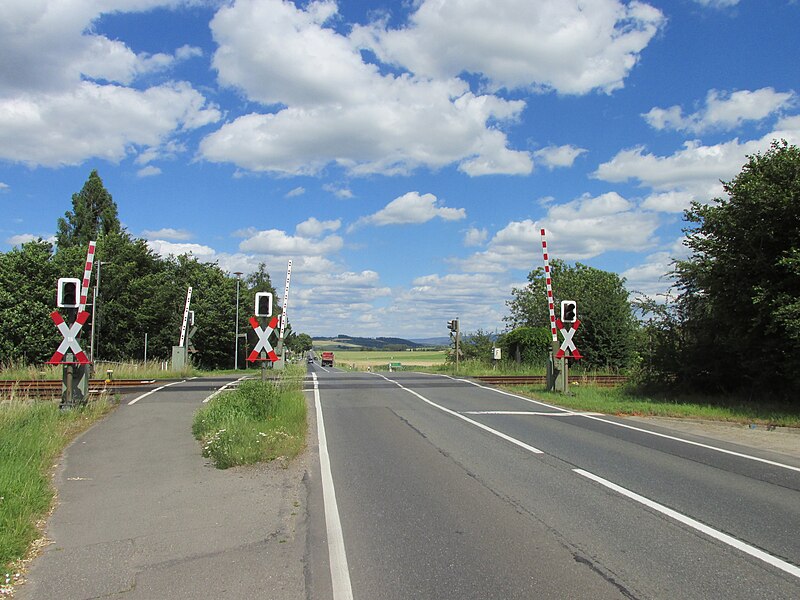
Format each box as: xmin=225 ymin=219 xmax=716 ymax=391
xmin=506 ymin=260 xmax=638 ymax=371
xmin=56 ymin=170 xmax=121 ymax=249
xmin=460 ymin=329 xmax=496 ymax=364
xmin=500 ymin=327 xmax=551 ymax=366
xmin=674 ymin=140 xmax=800 ymax=394
xmin=287 ymin=333 xmax=313 ymax=353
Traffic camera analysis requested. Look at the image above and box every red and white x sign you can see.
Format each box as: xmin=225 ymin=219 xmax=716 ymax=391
xmin=555 ymin=318 xmax=582 ymax=360
xmin=247 ymin=316 xmax=280 ymax=363
xmin=47 ymin=310 xmax=91 ymax=365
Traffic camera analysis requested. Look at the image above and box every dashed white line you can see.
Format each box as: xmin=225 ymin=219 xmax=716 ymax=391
xmin=574 ymin=468 xmax=800 ymax=580
xmin=127 ymin=379 xmax=185 ymax=405
xmin=311 ymin=373 xmax=354 ymax=600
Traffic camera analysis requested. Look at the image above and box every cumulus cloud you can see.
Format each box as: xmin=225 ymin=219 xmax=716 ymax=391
xmin=0 ymin=182 xmax=9 ymax=192
xmin=533 ymin=145 xmax=588 ymax=170
xmin=0 ymin=0 xmax=219 ymax=168
xmin=141 ymin=228 xmax=193 ymax=241
xmin=137 ymin=165 xmax=162 ymax=178
xmin=643 ymin=88 xmax=795 ymax=133
xmin=296 ymin=217 xmax=341 ymax=238
xmin=464 ymin=227 xmax=488 ymax=247
xmin=457 ymin=192 xmax=659 ymax=273
xmin=6 ymin=233 xmax=39 ymax=246
xmin=353 ymin=192 xmax=466 ymax=229
xmin=351 ymin=0 xmax=665 ymax=94
xmin=239 ymin=228 xmax=343 ymax=255
xmin=147 ymin=240 xmax=217 ymax=260
xmin=201 ymin=0 xmax=531 ymax=177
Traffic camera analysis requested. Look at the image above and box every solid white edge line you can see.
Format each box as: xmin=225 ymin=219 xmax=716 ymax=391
xmin=446 ymin=375 xmax=800 ymax=474
xmin=127 ymin=379 xmax=185 ymax=405
xmin=312 ymin=373 xmax=354 ymax=600
xmin=202 ymin=375 xmax=249 ymax=403
xmin=372 ymin=373 xmax=543 ymax=455
xmin=464 ymin=410 xmax=603 ymax=417
xmin=573 ymin=468 xmax=800 ymax=579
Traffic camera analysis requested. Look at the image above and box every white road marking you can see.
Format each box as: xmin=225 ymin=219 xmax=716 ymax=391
xmin=573 ymin=468 xmax=800 ymax=580
xmin=444 ymin=375 xmax=800 ymax=474
xmin=372 ymin=373 xmax=543 ymax=454
xmin=311 ymin=373 xmax=354 ymax=600
xmin=464 ymin=410 xmax=603 ymax=416
xmin=202 ymin=376 xmax=250 ymax=403
xmin=127 ymin=380 xmax=185 ymax=405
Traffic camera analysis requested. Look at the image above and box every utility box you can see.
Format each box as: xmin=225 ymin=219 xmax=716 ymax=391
xmin=172 ymin=345 xmax=188 ymax=371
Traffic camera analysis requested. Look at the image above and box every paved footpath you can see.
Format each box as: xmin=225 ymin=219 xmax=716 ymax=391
xmin=17 ymin=377 xmax=309 ymax=600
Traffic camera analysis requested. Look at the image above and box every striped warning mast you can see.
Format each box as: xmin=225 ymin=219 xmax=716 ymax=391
xmin=78 ymin=241 xmax=96 ymax=312
xmin=540 ymin=229 xmax=558 ymax=342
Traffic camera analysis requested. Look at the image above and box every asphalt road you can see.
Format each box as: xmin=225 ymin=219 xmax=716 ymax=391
xmin=306 ymin=364 xmax=800 ymax=599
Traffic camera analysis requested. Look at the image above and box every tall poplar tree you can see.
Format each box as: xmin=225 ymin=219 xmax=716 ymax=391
xmin=56 ymin=170 xmax=121 ymax=249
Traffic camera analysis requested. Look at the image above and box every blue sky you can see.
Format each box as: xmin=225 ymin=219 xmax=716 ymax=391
xmin=1 ymin=0 xmax=798 ymax=338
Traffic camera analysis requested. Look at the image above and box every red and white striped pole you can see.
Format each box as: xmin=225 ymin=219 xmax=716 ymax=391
xmin=78 ymin=241 xmax=96 ymax=313
xmin=540 ymin=229 xmax=558 ymax=343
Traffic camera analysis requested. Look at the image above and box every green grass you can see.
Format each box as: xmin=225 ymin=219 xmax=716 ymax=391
xmin=192 ymin=366 xmax=307 ymax=469
xmin=0 ymin=360 xmax=202 ymax=381
xmin=517 ymin=385 xmax=800 ymax=427
xmin=1 ymin=398 xmax=111 ymax=585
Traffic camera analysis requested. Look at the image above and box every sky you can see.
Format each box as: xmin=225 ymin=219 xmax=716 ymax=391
xmin=1 ymin=0 xmax=798 ymax=339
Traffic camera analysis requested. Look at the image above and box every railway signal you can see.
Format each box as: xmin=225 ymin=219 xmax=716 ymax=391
xmin=57 ymin=278 xmax=81 ymax=308
xmin=255 ymin=292 xmax=273 ymax=317
xmin=561 ymin=300 xmax=577 ymax=323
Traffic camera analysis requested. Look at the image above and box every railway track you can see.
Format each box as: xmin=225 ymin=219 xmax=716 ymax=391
xmin=473 ymin=374 xmax=628 ymax=387
xmin=0 ymin=379 xmax=160 ymax=400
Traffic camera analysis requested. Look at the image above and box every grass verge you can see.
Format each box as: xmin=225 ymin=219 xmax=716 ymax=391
xmin=518 ymin=385 xmax=800 ymax=427
xmin=192 ymin=366 xmax=307 ymax=469
xmin=1 ymin=399 xmax=112 ymax=593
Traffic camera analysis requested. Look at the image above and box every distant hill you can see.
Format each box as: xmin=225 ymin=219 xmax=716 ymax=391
xmin=409 ymin=337 xmax=450 ymax=347
xmin=313 ymin=335 xmax=442 ymax=350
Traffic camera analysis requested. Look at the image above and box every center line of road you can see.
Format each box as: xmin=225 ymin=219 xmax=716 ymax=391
xmin=127 ymin=379 xmax=185 ymax=405
xmin=372 ymin=373 xmax=543 ymax=454
xmin=311 ymin=373 xmax=354 ymax=600
xmin=574 ymin=468 xmax=800 ymax=580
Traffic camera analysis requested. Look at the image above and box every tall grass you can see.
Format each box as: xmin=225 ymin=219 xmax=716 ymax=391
xmin=522 ymin=385 xmax=800 ymax=427
xmin=0 ymin=399 xmax=111 ymax=585
xmin=192 ymin=366 xmax=307 ymax=469
xmin=0 ymin=359 xmax=200 ymax=381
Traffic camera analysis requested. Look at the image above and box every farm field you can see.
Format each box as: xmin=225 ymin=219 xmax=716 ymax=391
xmin=322 ymin=349 xmax=447 ymax=370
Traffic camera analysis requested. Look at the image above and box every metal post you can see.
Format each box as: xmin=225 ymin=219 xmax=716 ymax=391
xmin=144 ymin=332 xmax=148 ymax=363
xmin=234 ymin=272 xmax=243 ymax=370
xmin=455 ymin=318 xmax=460 ymax=372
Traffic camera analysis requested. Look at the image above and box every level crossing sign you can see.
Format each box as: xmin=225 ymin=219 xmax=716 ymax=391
xmin=47 ymin=310 xmax=91 ymax=365
xmin=246 ymin=315 xmax=280 ymax=363
xmin=555 ymin=318 xmax=582 ymax=360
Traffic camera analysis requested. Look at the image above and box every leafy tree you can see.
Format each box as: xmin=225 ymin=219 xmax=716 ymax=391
xmin=287 ymin=332 xmax=313 ymax=353
xmin=460 ymin=329 xmax=497 ymax=364
xmin=506 ymin=259 xmax=637 ymax=371
xmin=674 ymin=140 xmax=800 ymax=394
xmin=56 ymin=170 xmax=121 ymax=249
xmin=500 ymin=326 xmax=551 ymax=365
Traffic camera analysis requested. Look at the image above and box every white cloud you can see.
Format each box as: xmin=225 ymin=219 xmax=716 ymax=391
xmin=285 ymin=186 xmax=306 ymax=198
xmin=0 ymin=81 xmax=221 ymax=167
xmin=641 ymin=190 xmax=695 ymax=213
xmin=323 ymin=184 xmax=354 ymax=199
xmin=352 ymin=0 xmax=665 ymax=94
xmin=594 ymin=121 xmax=800 ymax=200
xmin=0 ymin=182 xmax=9 ymax=192
xmin=147 ymin=240 xmax=217 ymax=260
xmin=353 ymin=192 xmax=466 ymax=228
xmin=533 ymin=145 xmax=587 ymax=170
xmin=6 ymin=233 xmax=38 ymax=246
xmin=621 ymin=239 xmax=689 ymax=298
xmin=296 ymin=217 xmax=341 ymax=238
xmin=464 ymin=227 xmax=488 ymax=247
xmin=457 ymin=192 xmax=659 ymax=273
xmin=141 ymin=228 xmax=193 ymax=241
xmin=137 ymin=165 xmax=162 ymax=178
xmin=0 ymin=1 xmax=220 ymax=168
xmin=643 ymin=88 xmax=795 ymax=133
xmin=239 ymin=229 xmax=343 ymax=255
xmin=692 ymin=0 xmax=740 ymax=7
xmin=201 ymin=0 xmax=531 ymax=177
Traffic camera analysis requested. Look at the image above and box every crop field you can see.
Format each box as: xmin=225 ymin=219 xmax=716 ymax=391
xmin=324 ymin=349 xmax=447 ymax=370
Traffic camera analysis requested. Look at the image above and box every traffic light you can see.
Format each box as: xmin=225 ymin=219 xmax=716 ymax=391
xmin=255 ymin=292 xmax=273 ymax=317
xmin=57 ymin=277 xmax=81 ymax=308
xmin=561 ymin=300 xmax=577 ymax=323
xmin=447 ymin=319 xmax=459 ymax=332
xmin=188 ymin=310 xmax=195 ymax=327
